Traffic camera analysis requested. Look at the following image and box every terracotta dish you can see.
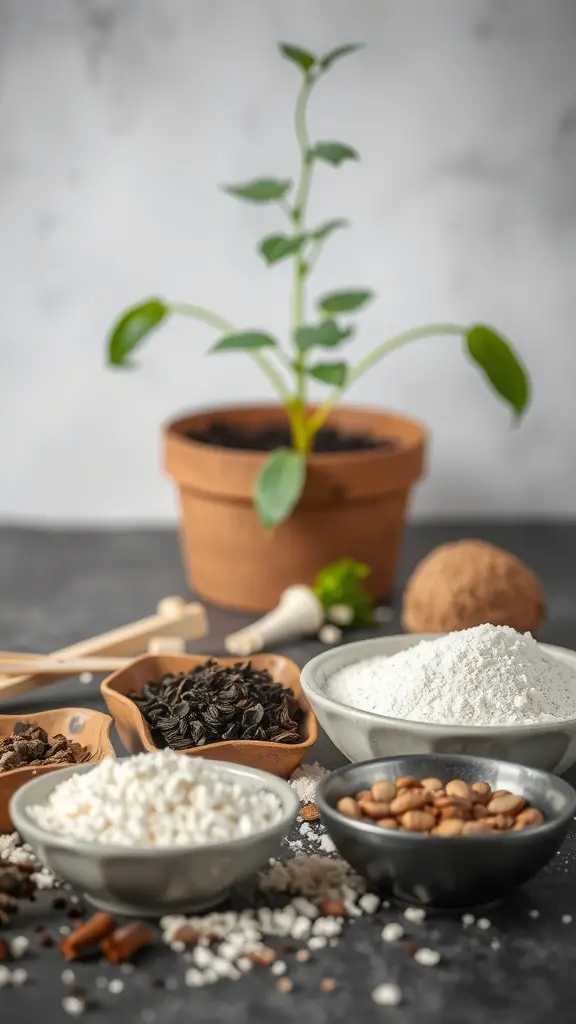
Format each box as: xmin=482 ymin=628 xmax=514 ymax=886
xmin=101 ymin=653 xmax=317 ymax=778
xmin=0 ymin=708 xmax=114 ymax=833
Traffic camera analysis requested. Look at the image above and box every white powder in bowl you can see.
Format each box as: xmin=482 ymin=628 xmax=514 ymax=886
xmin=327 ymin=624 xmax=576 ymax=727
xmin=27 ymin=751 xmax=283 ymax=847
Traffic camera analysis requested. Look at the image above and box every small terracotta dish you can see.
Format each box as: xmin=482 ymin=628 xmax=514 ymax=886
xmin=0 ymin=708 xmax=114 ymax=833
xmin=101 ymin=653 xmax=317 ymax=778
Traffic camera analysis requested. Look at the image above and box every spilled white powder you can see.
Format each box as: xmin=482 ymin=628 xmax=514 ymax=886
xmin=327 ymin=625 xmax=576 ymax=727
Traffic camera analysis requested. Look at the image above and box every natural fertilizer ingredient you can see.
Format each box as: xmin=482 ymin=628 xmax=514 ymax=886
xmin=27 ymin=751 xmax=283 ymax=847
xmin=336 ymin=775 xmax=544 ymax=835
xmin=327 ymin=624 xmax=576 ymax=726
xmin=402 ymin=539 xmax=546 ymax=634
xmin=131 ymin=659 xmax=303 ymax=748
xmin=0 ymin=725 xmax=92 ymax=773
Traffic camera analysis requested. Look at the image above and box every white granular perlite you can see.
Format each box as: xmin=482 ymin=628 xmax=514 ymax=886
xmin=327 ymin=625 xmax=576 ymax=726
xmin=27 ymin=751 xmax=283 ymax=847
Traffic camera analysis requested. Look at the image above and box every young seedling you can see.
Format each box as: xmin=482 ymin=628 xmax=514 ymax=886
xmin=106 ymin=41 xmax=530 ymax=528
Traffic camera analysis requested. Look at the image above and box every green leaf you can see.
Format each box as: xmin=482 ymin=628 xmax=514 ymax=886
xmin=223 ymin=178 xmax=292 ymax=203
xmin=254 ymin=448 xmax=306 ymax=528
xmin=210 ymin=331 xmax=278 ymax=353
xmin=309 ymin=361 xmax=348 ymax=386
xmin=313 ymin=557 xmax=374 ymax=627
xmin=465 ymin=324 xmax=530 ymax=417
xmin=259 ymin=233 xmax=307 ymax=265
xmin=279 ymin=43 xmax=317 ymax=72
xmin=294 ymin=319 xmax=353 ymax=351
xmin=319 ymin=289 xmax=374 ymax=314
xmin=319 ymin=43 xmax=364 ymax=71
xmin=310 ymin=141 xmax=359 ymax=167
xmin=311 ymin=218 xmax=349 ymax=241
xmin=107 ymin=298 xmax=168 ymax=367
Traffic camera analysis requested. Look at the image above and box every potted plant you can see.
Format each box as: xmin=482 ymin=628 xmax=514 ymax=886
xmin=106 ymin=42 xmax=529 ymax=612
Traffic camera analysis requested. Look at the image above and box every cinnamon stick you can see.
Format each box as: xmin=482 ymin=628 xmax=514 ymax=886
xmin=59 ymin=912 xmax=116 ymax=961
xmin=100 ymin=922 xmax=154 ymax=964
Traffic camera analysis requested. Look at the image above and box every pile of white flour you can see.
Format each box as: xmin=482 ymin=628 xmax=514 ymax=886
xmin=327 ymin=624 xmax=576 ymax=727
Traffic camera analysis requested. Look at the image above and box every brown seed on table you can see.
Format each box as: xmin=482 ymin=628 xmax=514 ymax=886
xmin=371 ymin=779 xmax=396 ymax=803
xmin=337 ymin=797 xmax=361 ymax=819
xmin=432 ymin=818 xmax=464 ymax=837
xmin=396 ymin=775 xmax=420 ymax=790
xmin=401 ymin=810 xmax=436 ymax=832
xmin=100 ymin=922 xmax=154 ymax=965
xmin=377 ymin=817 xmax=399 ymax=830
xmin=172 ymin=926 xmax=198 ymax=946
xmin=295 ymin=949 xmax=311 ymax=963
xmin=404 ymin=940 xmax=420 ymax=956
xmin=390 ymin=790 xmax=428 ymax=815
xmin=60 ymin=912 xmax=116 ymax=961
xmin=318 ymin=899 xmax=346 ymax=918
xmin=300 ymin=804 xmax=320 ymax=822
xmin=462 ymin=820 xmax=494 ymax=835
xmin=421 ymin=777 xmax=444 ymax=793
xmin=445 ymin=780 xmax=471 ymax=802
xmin=255 ymin=948 xmax=276 ymax=966
xmin=276 ymin=978 xmax=294 ymax=994
xmin=487 ymin=794 xmax=526 ymax=816
xmin=320 ymin=977 xmax=337 ymax=992
xmin=513 ymin=807 xmax=544 ymax=829
xmin=359 ymin=800 xmax=393 ymax=820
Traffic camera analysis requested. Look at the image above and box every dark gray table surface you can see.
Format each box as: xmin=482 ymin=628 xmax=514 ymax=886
xmin=1 ymin=522 xmax=576 ymax=1022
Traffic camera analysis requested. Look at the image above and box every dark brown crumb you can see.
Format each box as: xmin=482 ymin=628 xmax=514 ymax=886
xmin=0 ymin=938 xmax=9 ymax=960
xmin=33 ymin=922 xmax=45 ymax=933
xmin=276 ymin=977 xmax=294 ymax=994
xmin=404 ymin=940 xmax=420 ymax=956
xmin=38 ymin=934 xmax=54 ymax=948
xmin=52 ymin=896 xmax=67 ymax=911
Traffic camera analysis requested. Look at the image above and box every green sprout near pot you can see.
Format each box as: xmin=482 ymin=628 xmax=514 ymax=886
xmin=106 ymin=41 xmax=530 ymax=530
xmin=314 ymin=558 xmax=375 ymax=628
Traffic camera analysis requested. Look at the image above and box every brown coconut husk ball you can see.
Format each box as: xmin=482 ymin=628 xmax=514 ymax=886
xmin=402 ymin=539 xmax=546 ymax=635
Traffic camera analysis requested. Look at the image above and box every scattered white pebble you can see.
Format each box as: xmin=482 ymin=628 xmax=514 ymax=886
xmin=318 ymin=624 xmax=342 ymax=645
xmin=171 ymin=941 xmax=186 ymax=953
xmin=562 ymin=914 xmax=573 ymax=924
xmin=290 ymin=916 xmax=311 ymax=940
xmin=0 ymin=965 xmax=11 ymax=989
xmin=404 ymin=907 xmax=426 ymax=924
xmin=62 ymin=996 xmax=86 ymax=1017
xmin=382 ymin=922 xmax=404 ymax=943
xmin=308 ymin=936 xmax=327 ymax=950
xmin=11 ymin=968 xmax=28 ymax=986
xmin=461 ymin=913 xmax=475 ymax=927
xmin=414 ymin=948 xmax=441 ymax=967
xmin=9 ymin=935 xmax=29 ymax=959
xmin=491 ymin=938 xmax=501 ymax=951
xmin=271 ymin=961 xmax=286 ymax=976
xmin=529 ymin=909 xmax=540 ymax=919
xmin=477 ymin=918 xmax=491 ymax=930
xmin=108 ymin=978 xmax=124 ymax=994
xmin=372 ymin=982 xmax=403 ymax=1006
xmin=79 ymin=672 xmax=93 ymax=684
xmin=359 ymin=893 xmax=380 ymax=915
xmin=61 ymin=969 xmax=76 ymax=985
xmin=292 ymin=897 xmax=319 ymax=920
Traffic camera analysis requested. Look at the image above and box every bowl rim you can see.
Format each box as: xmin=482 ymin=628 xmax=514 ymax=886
xmin=301 ymin=634 xmax=576 ymax=735
xmin=101 ymin=651 xmax=318 ymax=754
xmin=9 ymin=757 xmax=300 ymax=857
xmin=316 ymin=753 xmax=576 ymax=843
xmin=0 ymin=708 xmax=115 ymax=783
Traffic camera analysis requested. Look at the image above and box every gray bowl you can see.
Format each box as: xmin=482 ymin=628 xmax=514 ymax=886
xmin=10 ymin=760 xmax=299 ymax=917
xmin=317 ymin=753 xmax=576 ymax=910
xmin=301 ymin=634 xmax=576 ymax=773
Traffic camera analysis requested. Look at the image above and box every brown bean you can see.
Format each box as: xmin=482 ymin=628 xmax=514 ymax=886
xmin=318 ymin=899 xmax=346 ymax=917
xmin=513 ymin=807 xmax=544 ymax=829
xmin=359 ymin=800 xmax=393 ymax=820
xmin=473 ymin=803 xmax=490 ymax=819
xmin=432 ymin=818 xmax=464 ymax=837
xmin=371 ymin=779 xmax=396 ymax=804
xmin=356 ymin=790 xmax=372 ymax=802
xmin=462 ymin=821 xmax=494 ymax=835
xmin=440 ymin=803 xmax=470 ymax=821
xmin=337 ymin=797 xmax=361 ymax=819
xmin=471 ymin=781 xmax=491 ymax=800
xmin=401 ymin=810 xmax=436 ymax=832
xmin=395 ymin=775 xmax=420 ymax=790
xmin=421 ymin=777 xmax=444 ymax=793
xmin=390 ymin=790 xmax=428 ymax=815
xmin=487 ymin=794 xmax=526 ymax=816
xmin=377 ymin=817 xmax=399 ymax=830
xmin=445 ymin=779 xmax=471 ymax=802
xmin=491 ymin=790 xmax=511 ymax=799
xmin=485 ymin=814 xmax=515 ymax=831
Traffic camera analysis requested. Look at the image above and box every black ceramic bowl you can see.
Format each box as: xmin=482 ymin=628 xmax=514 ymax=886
xmin=317 ymin=753 xmax=576 ymax=910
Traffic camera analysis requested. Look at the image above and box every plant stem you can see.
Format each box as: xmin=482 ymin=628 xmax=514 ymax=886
xmin=290 ymin=73 xmax=315 ymax=448
xmin=307 ymin=322 xmax=467 ymax=435
xmin=170 ymin=302 xmax=291 ymax=403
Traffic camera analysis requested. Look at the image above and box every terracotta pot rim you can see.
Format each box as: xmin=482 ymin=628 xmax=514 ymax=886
xmin=163 ymin=402 xmax=427 ymax=466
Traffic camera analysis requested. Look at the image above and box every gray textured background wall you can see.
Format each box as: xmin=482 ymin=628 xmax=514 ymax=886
xmin=1 ymin=0 xmax=574 ymax=523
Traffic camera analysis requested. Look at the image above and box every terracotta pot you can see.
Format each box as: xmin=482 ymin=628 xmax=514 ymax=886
xmin=164 ymin=404 xmax=427 ymax=611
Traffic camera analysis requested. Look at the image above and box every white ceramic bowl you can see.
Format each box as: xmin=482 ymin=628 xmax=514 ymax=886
xmin=301 ymin=634 xmax=576 ymax=774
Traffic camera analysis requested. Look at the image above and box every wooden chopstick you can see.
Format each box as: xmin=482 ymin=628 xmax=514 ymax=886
xmin=0 ymin=656 xmax=130 ymax=676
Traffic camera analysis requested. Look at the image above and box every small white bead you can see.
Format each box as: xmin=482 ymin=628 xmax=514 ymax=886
xmin=372 ymin=983 xmax=402 ymax=1006
xmin=477 ymin=918 xmax=491 ymax=930
xmin=382 ymin=922 xmax=404 ymax=943
xmin=414 ymin=948 xmax=441 ymax=967
xmin=358 ymin=893 xmax=380 ymax=915
xmin=108 ymin=979 xmax=124 ymax=994
xmin=9 ymin=936 xmax=29 ymax=959
xmin=404 ymin=907 xmax=426 ymax=924
xmin=11 ymin=968 xmax=28 ymax=986
xmin=562 ymin=914 xmax=572 ymax=924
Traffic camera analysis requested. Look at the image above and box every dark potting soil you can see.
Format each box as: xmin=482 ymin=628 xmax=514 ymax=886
xmin=188 ymin=422 xmax=395 ymax=453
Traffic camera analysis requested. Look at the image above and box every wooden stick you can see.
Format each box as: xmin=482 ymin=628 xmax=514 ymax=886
xmin=0 ymin=656 xmax=130 ymax=676
xmin=0 ymin=599 xmax=208 ymax=702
